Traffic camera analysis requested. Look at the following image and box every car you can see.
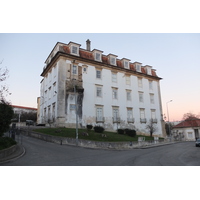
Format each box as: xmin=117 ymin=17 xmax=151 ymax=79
xmin=26 ymin=120 xmax=34 ymax=126
xmin=195 ymin=139 xmax=200 ymax=147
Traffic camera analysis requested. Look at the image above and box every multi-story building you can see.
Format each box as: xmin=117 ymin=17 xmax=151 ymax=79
xmin=38 ymin=40 xmax=166 ymax=136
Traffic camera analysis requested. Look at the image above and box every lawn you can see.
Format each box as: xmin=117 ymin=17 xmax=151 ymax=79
xmin=33 ymin=127 xmax=156 ymax=142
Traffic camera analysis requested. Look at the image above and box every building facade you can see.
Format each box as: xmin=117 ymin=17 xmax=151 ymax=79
xmin=173 ymin=117 xmax=200 ymax=141
xmin=38 ymin=40 xmax=166 ymax=136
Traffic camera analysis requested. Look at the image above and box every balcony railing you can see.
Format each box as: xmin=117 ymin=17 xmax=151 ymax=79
xmin=140 ymin=118 xmax=147 ymax=123
xmin=113 ymin=117 xmax=121 ymax=123
xmin=152 ymin=118 xmax=158 ymax=123
xmin=96 ymin=117 xmax=105 ymax=123
xmin=127 ymin=118 xmax=135 ymax=123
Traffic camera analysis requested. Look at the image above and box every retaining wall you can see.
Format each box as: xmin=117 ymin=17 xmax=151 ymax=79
xmin=0 ymin=145 xmax=18 ymax=159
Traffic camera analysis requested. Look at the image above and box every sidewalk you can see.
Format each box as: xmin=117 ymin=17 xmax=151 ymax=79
xmin=0 ymin=144 xmax=25 ymax=164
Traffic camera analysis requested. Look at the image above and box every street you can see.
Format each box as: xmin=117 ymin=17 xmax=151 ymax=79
xmin=1 ymin=135 xmax=200 ymax=166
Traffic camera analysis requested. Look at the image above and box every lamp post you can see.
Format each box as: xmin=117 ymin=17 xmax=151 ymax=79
xmin=166 ymin=100 xmax=172 ymax=139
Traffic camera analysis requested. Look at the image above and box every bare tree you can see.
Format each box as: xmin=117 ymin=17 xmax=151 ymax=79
xmin=182 ymin=112 xmax=200 ymax=120
xmin=146 ymin=119 xmax=158 ymax=137
xmin=0 ymin=60 xmax=10 ymax=100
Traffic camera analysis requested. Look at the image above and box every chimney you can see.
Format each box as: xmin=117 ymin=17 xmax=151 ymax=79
xmin=86 ymin=39 xmax=91 ymax=51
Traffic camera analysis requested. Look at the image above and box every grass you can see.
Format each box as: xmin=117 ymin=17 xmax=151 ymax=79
xmin=33 ymin=127 xmax=156 ymax=142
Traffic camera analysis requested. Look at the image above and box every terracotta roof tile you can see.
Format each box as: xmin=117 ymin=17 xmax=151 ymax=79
xmin=79 ymin=50 xmax=94 ymax=60
xmin=117 ymin=60 xmax=123 ymax=68
xmin=102 ymin=55 xmax=108 ymax=64
xmin=63 ymin=46 xmax=70 ymax=54
xmin=173 ymin=117 xmax=200 ymax=128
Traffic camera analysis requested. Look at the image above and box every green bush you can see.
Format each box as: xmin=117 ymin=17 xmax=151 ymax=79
xmin=86 ymin=124 xmax=93 ymax=130
xmin=94 ymin=126 xmax=104 ymax=133
xmin=117 ymin=129 xmax=124 ymax=134
xmin=125 ymin=129 xmax=136 ymax=137
xmin=0 ymin=137 xmax=17 ymax=150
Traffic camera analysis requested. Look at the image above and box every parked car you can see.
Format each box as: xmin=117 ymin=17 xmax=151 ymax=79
xmin=195 ymin=138 xmax=200 ymax=147
xmin=26 ymin=120 xmax=34 ymax=126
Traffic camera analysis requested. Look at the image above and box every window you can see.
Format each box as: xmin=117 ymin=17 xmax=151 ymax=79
xmin=113 ymin=107 xmax=120 ymax=122
xmin=138 ymin=78 xmax=143 ymax=88
xmin=52 ymin=103 xmax=56 ymax=121
xmin=96 ymin=86 xmax=102 ymax=97
xmin=72 ymin=46 xmax=78 ymax=55
xmin=72 ymin=65 xmax=77 ymax=75
xmin=136 ymin=64 xmax=141 ymax=72
xmin=96 ymin=70 xmax=101 ymax=79
xmin=126 ymin=90 xmax=131 ymax=101
xmin=139 ymin=92 xmax=143 ymax=103
xmin=125 ymin=76 xmax=131 ymax=85
xmin=112 ymin=73 xmax=117 ymax=83
xmin=140 ymin=108 xmax=146 ymax=123
xmin=124 ymin=61 xmax=129 ymax=69
xmin=96 ymin=107 xmax=104 ymax=122
xmin=151 ymin=109 xmax=157 ymax=123
xmin=150 ymin=94 xmax=154 ymax=104
xmin=149 ymin=81 xmax=153 ymax=90
xmin=53 ymin=82 xmax=56 ymax=96
xmin=188 ymin=132 xmax=193 ymax=139
xmin=127 ymin=108 xmax=134 ymax=123
xmin=95 ymin=52 xmax=101 ymax=61
xmin=112 ymin=88 xmax=118 ymax=99
xmin=48 ymin=87 xmax=51 ymax=99
xmin=110 ymin=57 xmax=116 ymax=65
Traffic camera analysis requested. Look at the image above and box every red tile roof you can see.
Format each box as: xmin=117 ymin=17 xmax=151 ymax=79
xmin=173 ymin=117 xmax=200 ymax=128
xmin=12 ymin=105 xmax=37 ymax=111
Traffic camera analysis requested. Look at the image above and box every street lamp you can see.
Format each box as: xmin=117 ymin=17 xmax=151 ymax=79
xmin=166 ymin=100 xmax=172 ymax=139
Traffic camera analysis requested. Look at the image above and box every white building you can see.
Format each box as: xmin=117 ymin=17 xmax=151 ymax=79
xmin=38 ymin=40 xmax=166 ymax=136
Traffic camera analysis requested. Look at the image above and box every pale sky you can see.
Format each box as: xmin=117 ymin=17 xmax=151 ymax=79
xmin=0 ymin=33 xmax=199 ymax=121
xmin=1 ymin=1 xmax=200 ymax=122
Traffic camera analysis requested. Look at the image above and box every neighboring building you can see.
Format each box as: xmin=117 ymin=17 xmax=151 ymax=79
xmin=12 ymin=105 xmax=37 ymax=114
xmin=173 ymin=117 xmax=200 ymax=141
xmin=38 ymin=40 xmax=166 ymax=136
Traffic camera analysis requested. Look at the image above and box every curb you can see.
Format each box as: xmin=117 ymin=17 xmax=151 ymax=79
xmin=0 ymin=145 xmax=26 ymax=164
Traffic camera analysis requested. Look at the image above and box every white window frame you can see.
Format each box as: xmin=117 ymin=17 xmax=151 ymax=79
xmin=96 ymin=86 xmax=102 ymax=97
xmin=149 ymin=80 xmax=153 ymax=90
xmin=138 ymin=78 xmax=143 ymax=88
xmin=113 ymin=107 xmax=120 ymax=122
xmin=95 ymin=52 xmax=101 ymax=61
xmin=112 ymin=88 xmax=118 ymax=99
xmin=96 ymin=69 xmax=101 ymax=79
xmin=71 ymin=45 xmax=78 ymax=55
xmin=96 ymin=106 xmax=104 ymax=122
xmin=136 ymin=64 xmax=141 ymax=72
xmin=110 ymin=56 xmax=116 ymax=65
xmin=125 ymin=76 xmax=131 ymax=85
xmin=72 ymin=65 xmax=78 ymax=75
xmin=112 ymin=72 xmax=117 ymax=83
xmin=140 ymin=108 xmax=146 ymax=123
xmin=150 ymin=93 xmax=154 ymax=104
xmin=126 ymin=90 xmax=131 ymax=101
xmin=124 ymin=61 xmax=129 ymax=69
xmin=139 ymin=92 xmax=144 ymax=103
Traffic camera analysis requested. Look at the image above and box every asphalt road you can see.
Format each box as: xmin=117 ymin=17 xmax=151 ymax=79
xmin=1 ymin=135 xmax=200 ymax=166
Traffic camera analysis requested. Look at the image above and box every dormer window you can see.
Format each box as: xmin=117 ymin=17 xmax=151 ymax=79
xmin=108 ymin=54 xmax=117 ymax=66
xmin=145 ymin=65 xmax=152 ymax=75
xmin=122 ymin=58 xmax=130 ymax=69
xmin=72 ymin=46 xmax=78 ymax=54
xmin=92 ymin=49 xmax=103 ymax=62
xmin=134 ymin=62 xmax=142 ymax=72
xmin=68 ymin=42 xmax=81 ymax=56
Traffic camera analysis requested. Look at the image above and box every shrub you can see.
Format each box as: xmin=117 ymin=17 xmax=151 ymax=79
xmin=117 ymin=129 xmax=124 ymax=135
xmin=125 ymin=129 xmax=136 ymax=137
xmin=87 ymin=124 xmax=93 ymax=130
xmin=0 ymin=137 xmax=17 ymax=150
xmin=94 ymin=126 xmax=104 ymax=133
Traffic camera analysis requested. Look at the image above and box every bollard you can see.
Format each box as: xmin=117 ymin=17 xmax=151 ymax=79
xmin=60 ymin=140 xmax=62 ymax=145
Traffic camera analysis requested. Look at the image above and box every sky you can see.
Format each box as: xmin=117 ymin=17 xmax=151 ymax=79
xmin=0 ymin=33 xmax=200 ymax=121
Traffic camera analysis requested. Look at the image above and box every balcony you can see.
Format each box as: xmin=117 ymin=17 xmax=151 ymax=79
xmin=113 ymin=117 xmax=121 ymax=123
xmin=140 ymin=118 xmax=147 ymax=123
xmin=127 ymin=118 xmax=135 ymax=123
xmin=96 ymin=117 xmax=105 ymax=123
xmin=152 ymin=118 xmax=158 ymax=123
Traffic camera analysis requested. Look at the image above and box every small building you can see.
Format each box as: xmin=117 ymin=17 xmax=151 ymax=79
xmin=173 ymin=117 xmax=200 ymax=141
xmin=12 ymin=105 xmax=37 ymax=114
xmin=38 ymin=40 xmax=166 ymax=136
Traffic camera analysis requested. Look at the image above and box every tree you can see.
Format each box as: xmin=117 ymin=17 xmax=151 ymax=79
xmin=146 ymin=119 xmax=158 ymax=137
xmin=0 ymin=99 xmax=14 ymax=137
xmin=0 ymin=60 xmax=10 ymax=100
xmin=182 ymin=112 xmax=200 ymax=120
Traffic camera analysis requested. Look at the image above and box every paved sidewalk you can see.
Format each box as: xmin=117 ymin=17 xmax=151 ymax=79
xmin=0 ymin=144 xmax=25 ymax=164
